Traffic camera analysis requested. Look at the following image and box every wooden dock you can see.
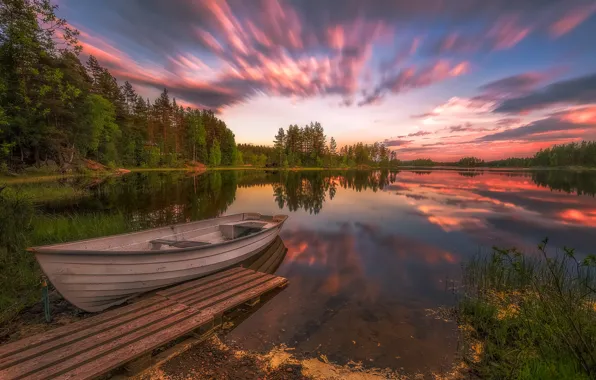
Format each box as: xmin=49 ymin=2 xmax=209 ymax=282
xmin=0 ymin=267 xmax=288 ymax=380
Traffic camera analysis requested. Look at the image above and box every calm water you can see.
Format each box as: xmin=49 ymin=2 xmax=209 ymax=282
xmin=23 ymin=169 xmax=596 ymax=374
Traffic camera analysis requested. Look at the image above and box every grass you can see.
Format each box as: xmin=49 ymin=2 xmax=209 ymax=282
xmin=6 ymin=184 xmax=89 ymax=203
xmin=0 ymin=186 xmax=134 ymax=325
xmin=458 ymin=239 xmax=596 ymax=379
xmin=30 ymin=213 xmax=130 ymax=246
xmin=127 ymin=167 xmax=190 ymax=172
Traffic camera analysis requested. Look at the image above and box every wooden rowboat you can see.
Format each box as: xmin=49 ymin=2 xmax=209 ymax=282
xmin=29 ymin=213 xmax=288 ymax=312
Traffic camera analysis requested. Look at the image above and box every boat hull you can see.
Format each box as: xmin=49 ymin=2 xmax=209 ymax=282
xmin=35 ymin=217 xmax=285 ymax=312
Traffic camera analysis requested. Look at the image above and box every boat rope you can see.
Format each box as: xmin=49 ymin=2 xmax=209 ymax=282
xmin=41 ymin=276 xmax=51 ymax=323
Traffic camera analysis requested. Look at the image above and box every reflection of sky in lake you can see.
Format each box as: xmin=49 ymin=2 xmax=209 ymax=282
xmin=224 ymin=170 xmax=596 ymax=374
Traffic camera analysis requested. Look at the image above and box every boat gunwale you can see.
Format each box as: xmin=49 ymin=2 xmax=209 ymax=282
xmin=29 ymin=213 xmax=288 ymax=256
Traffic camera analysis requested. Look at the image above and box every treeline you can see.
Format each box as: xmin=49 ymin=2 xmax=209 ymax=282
xmin=488 ymin=141 xmax=596 ymax=168
xmin=236 ymin=144 xmax=272 ymax=167
xmin=532 ymin=141 xmax=596 ymax=167
xmin=398 ymin=142 xmax=596 ymax=168
xmin=238 ymin=122 xmax=399 ymax=168
xmin=487 ymin=157 xmax=533 ymax=167
xmin=0 ymin=0 xmax=239 ymax=172
xmin=337 ymin=142 xmax=398 ymax=167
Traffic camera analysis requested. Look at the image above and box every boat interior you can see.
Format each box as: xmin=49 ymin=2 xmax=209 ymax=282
xmin=32 ymin=213 xmax=287 ymax=253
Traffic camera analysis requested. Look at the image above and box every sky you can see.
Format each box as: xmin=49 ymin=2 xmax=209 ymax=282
xmin=55 ymin=0 xmax=596 ymax=160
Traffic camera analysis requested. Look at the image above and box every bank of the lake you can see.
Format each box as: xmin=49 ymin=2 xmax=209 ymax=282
xmin=4 ymin=164 xmax=596 ymax=184
xmin=457 ymin=242 xmax=596 ymax=379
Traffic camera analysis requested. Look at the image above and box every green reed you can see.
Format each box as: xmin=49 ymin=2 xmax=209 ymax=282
xmin=458 ymin=239 xmax=596 ymax=379
xmin=0 ymin=187 xmax=133 ymax=325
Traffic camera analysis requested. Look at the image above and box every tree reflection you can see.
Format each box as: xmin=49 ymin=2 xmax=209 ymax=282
xmin=458 ymin=171 xmax=483 ymax=178
xmin=38 ymin=171 xmax=239 ymax=229
xmin=531 ymin=171 xmax=596 ymax=196
xmin=266 ymin=170 xmax=398 ymax=214
xmin=29 ymin=169 xmax=596 ymax=223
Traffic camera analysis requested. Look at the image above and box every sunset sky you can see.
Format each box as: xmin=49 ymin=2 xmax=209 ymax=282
xmin=56 ymin=0 xmax=596 ymax=160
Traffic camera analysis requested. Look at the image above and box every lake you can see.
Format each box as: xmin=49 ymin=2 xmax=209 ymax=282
xmin=13 ymin=169 xmax=596 ymax=375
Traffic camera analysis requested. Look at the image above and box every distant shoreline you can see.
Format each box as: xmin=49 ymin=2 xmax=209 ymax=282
xmin=2 ymin=165 xmax=595 ymax=184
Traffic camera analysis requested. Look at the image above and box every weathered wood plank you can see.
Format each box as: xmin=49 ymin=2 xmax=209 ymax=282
xmin=0 ymin=298 xmax=179 ymax=370
xmin=161 ymin=269 xmax=256 ymax=302
xmin=0 ymin=303 xmax=187 ymax=379
xmin=196 ymin=277 xmax=287 ymax=316
xmin=49 ymin=310 xmax=212 ymax=380
xmin=55 ymin=277 xmax=287 ymax=380
xmin=0 ymin=296 xmax=164 ymax=360
xmin=176 ymin=272 xmax=270 ymax=306
xmin=156 ymin=267 xmax=245 ymax=297
xmin=184 ymin=274 xmax=277 ymax=308
xmin=9 ymin=308 xmax=210 ymax=380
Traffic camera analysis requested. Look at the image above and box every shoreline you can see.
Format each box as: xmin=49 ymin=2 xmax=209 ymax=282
xmin=1 ymin=165 xmax=595 ymax=184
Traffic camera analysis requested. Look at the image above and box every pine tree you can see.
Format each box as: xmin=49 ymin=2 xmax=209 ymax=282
xmin=121 ymin=81 xmax=137 ymax=114
xmin=209 ymin=139 xmax=221 ymax=166
xmin=274 ymin=127 xmax=286 ymax=165
xmin=154 ymin=88 xmax=171 ymax=155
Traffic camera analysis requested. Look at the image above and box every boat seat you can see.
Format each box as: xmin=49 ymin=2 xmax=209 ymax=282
xmin=220 ymin=221 xmax=267 ymax=239
xmin=149 ymin=239 xmax=211 ymax=250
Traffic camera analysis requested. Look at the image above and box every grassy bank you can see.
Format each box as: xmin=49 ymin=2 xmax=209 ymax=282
xmin=458 ymin=240 xmax=596 ymax=379
xmin=0 ymin=187 xmax=136 ymax=325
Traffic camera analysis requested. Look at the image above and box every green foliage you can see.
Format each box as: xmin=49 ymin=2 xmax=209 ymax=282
xmin=209 ymin=139 xmax=222 ymax=166
xmin=459 ymin=239 xmax=596 ymax=379
xmin=254 ymin=153 xmax=267 ymax=167
xmin=532 ymin=141 xmax=596 ymax=167
xmin=142 ymin=146 xmax=160 ymax=167
xmin=457 ymin=156 xmax=485 ymax=167
xmin=400 ymin=158 xmax=436 ymax=166
xmin=488 ymin=141 xmax=596 ymax=168
xmin=186 ymin=109 xmax=206 ymax=163
xmin=237 ymin=144 xmax=275 ymax=166
xmin=487 ymin=157 xmax=533 ymax=167
xmin=0 ymin=187 xmax=36 ymax=323
xmin=82 ymin=94 xmax=120 ymax=159
xmin=233 ymin=149 xmax=244 ymax=166
xmin=30 ymin=212 xmax=129 ymax=245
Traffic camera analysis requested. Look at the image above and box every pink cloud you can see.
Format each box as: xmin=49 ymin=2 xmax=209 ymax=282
xmin=559 ymin=105 xmax=596 ymax=124
xmin=488 ymin=15 xmax=531 ymax=50
xmin=327 ymin=25 xmax=345 ymax=50
xmin=550 ymin=4 xmax=596 ymax=37
xmin=64 ymin=0 xmax=594 ymax=117
xmin=359 ymin=60 xmax=470 ymax=106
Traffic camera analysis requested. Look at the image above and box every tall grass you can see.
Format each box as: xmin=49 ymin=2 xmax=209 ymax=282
xmin=459 ymin=239 xmax=596 ymax=379
xmin=30 ymin=213 xmax=129 ymax=245
xmin=0 ymin=188 xmax=38 ymax=325
xmin=0 ymin=186 xmax=133 ymax=325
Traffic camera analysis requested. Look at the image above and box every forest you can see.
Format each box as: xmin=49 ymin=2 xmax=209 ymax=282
xmin=238 ymin=123 xmax=399 ymax=168
xmin=0 ymin=0 xmax=240 ymax=173
xmin=486 ymin=142 xmax=596 ymax=168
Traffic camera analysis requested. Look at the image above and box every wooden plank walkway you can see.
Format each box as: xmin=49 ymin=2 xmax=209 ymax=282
xmin=0 ymin=267 xmax=288 ymax=380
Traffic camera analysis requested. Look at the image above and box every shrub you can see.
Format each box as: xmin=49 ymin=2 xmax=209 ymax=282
xmin=458 ymin=239 xmax=596 ymax=379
